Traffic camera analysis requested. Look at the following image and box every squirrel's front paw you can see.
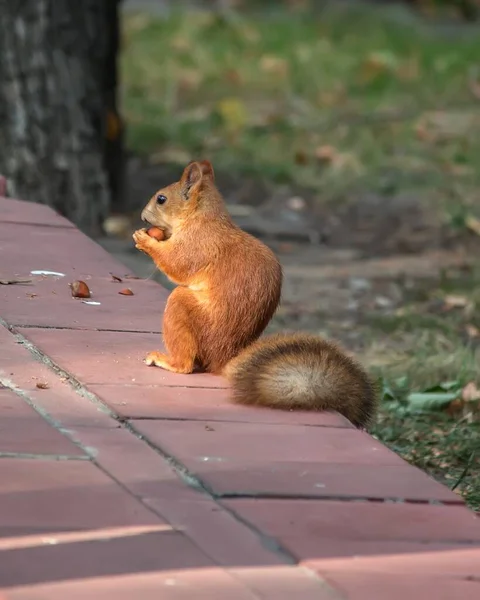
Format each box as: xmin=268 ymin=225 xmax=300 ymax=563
xmin=133 ymin=229 xmax=155 ymax=255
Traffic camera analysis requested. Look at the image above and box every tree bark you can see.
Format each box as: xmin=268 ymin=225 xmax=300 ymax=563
xmin=0 ymin=0 xmax=123 ymax=234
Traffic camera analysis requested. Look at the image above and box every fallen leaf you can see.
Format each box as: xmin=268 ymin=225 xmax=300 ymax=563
xmin=0 ymin=278 xmax=32 ymax=285
xmin=36 ymin=382 xmax=49 ymax=390
xmin=69 ymin=280 xmax=91 ymax=299
xmin=443 ymin=295 xmax=470 ymax=309
xmin=315 ymin=145 xmax=337 ymax=163
xmin=260 ymin=55 xmax=289 ymax=78
xmin=224 ymin=68 xmax=242 ymax=85
xmin=359 ymin=51 xmax=399 ymax=84
xmin=124 ymin=274 xmax=141 ymax=280
xmin=466 ymin=324 xmax=480 ymax=338
xmin=26 ymin=293 xmax=37 ymax=298
xmin=465 ymin=214 xmax=480 ymax=237
xmin=294 ymin=150 xmax=308 ymax=165
xmin=462 ymin=382 xmax=480 ymax=403
xmin=110 ymin=273 xmax=123 ymax=283
xmin=119 ymin=288 xmax=134 ymax=296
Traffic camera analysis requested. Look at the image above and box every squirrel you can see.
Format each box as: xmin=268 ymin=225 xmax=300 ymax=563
xmin=133 ymin=160 xmax=377 ymax=428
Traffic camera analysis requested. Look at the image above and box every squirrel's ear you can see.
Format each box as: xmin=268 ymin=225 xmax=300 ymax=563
xmin=198 ymin=160 xmax=215 ymax=181
xmin=181 ymin=160 xmax=214 ymax=198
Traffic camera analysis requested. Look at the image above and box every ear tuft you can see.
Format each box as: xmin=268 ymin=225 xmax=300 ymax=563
xmin=199 ymin=160 xmax=215 ymax=181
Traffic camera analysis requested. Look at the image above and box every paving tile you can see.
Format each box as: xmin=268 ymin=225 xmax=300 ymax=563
xmin=19 ymin=328 xmax=228 ymax=388
xmin=131 ymin=420 xmax=461 ymax=502
xmin=133 ymin=420 xmax=403 ymax=467
xmin=0 ymin=459 xmax=166 ymax=538
xmin=306 ymin=545 xmax=480 ymax=578
xmin=0 ymin=389 xmax=84 ymax=457
xmin=0 ymin=197 xmax=73 ymax=228
xmin=0 ymin=324 xmax=115 ymax=429
xmin=4 ymin=569 xmax=260 ymax=600
xmin=73 ymin=426 xmax=286 ymax=568
xmin=230 ymin=566 xmax=342 ymax=600
xmin=89 ymin=383 xmax=353 ymax=427
xmin=0 ymin=223 xmax=132 ymax=280
xmin=222 ymin=499 xmax=480 ymax=561
xmin=320 ymin=572 xmax=480 ymax=600
xmin=2 ymin=273 xmax=167 ymax=332
xmin=0 ymin=530 xmax=216 ymax=590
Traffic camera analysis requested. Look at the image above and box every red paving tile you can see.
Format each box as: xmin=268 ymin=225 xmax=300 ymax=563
xmin=131 ymin=420 xmax=462 ymax=502
xmin=0 ymin=530 xmax=215 ymax=590
xmin=133 ymin=420 xmax=403 ymax=466
xmin=4 ymin=570 xmax=263 ymax=600
xmin=71 ymin=426 xmax=285 ymax=568
xmin=0 ymin=224 xmax=132 ymax=280
xmin=320 ymin=573 xmax=480 ymax=600
xmin=89 ymin=383 xmax=353 ymax=427
xmin=0 ymin=324 xmax=115 ymax=429
xmin=222 ymin=499 xmax=480 ymax=560
xmin=0 ymin=197 xmax=73 ymax=228
xmin=0 ymin=389 xmax=84 ymax=457
xmin=18 ymin=328 xmax=228 ymax=388
xmin=229 ymin=567 xmax=341 ymax=600
xmin=0 ymin=459 xmax=165 ymax=538
xmin=2 ymin=273 xmax=167 ymax=331
xmin=306 ymin=545 xmax=480 ymax=578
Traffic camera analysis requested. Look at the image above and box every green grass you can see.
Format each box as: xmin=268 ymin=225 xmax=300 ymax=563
xmin=364 ymin=270 xmax=480 ymax=510
xmin=122 ymin=3 xmax=480 ymax=213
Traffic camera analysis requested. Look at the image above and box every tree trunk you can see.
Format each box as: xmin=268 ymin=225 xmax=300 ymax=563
xmin=0 ymin=0 xmax=123 ymax=235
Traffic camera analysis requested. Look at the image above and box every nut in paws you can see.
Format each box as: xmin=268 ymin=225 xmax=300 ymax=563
xmin=133 ymin=229 xmax=154 ymax=253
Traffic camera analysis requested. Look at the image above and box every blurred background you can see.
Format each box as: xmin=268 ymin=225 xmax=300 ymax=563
xmin=1 ymin=0 xmax=479 ymax=509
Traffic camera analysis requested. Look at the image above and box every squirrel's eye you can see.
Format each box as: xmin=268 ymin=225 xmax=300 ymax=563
xmin=156 ymin=194 xmax=167 ymax=205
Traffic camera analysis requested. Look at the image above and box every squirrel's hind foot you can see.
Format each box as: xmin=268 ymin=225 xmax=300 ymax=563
xmin=144 ymin=351 xmax=194 ymax=374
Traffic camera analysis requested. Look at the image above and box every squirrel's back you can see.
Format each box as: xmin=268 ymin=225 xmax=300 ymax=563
xmin=223 ymin=332 xmax=377 ymax=428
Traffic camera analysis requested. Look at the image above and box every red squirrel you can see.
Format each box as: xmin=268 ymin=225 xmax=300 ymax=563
xmin=133 ymin=160 xmax=376 ymax=428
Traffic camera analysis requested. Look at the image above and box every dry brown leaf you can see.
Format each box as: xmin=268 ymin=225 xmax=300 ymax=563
xmin=443 ymin=295 xmax=469 ymax=309
xmin=315 ymin=145 xmax=337 ymax=163
xmin=359 ymin=51 xmax=399 ymax=84
xmin=461 ymin=382 xmax=480 ymax=403
xmin=110 ymin=273 xmax=123 ymax=283
xmin=294 ymin=150 xmax=308 ymax=165
xmin=69 ymin=280 xmax=91 ymax=299
xmin=466 ymin=324 xmax=480 ymax=338
xmin=260 ymin=55 xmax=289 ymax=78
xmin=119 ymin=288 xmax=134 ymax=296
xmin=36 ymin=382 xmax=49 ymax=390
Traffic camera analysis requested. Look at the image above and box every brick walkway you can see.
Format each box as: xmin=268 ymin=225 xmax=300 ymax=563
xmin=1 ymin=186 xmax=480 ymax=599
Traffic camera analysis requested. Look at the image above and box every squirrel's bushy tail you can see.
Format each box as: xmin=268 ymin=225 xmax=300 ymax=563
xmin=223 ymin=333 xmax=377 ymax=429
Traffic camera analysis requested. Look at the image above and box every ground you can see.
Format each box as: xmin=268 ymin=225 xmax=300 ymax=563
xmin=98 ymin=0 xmax=480 ymax=510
